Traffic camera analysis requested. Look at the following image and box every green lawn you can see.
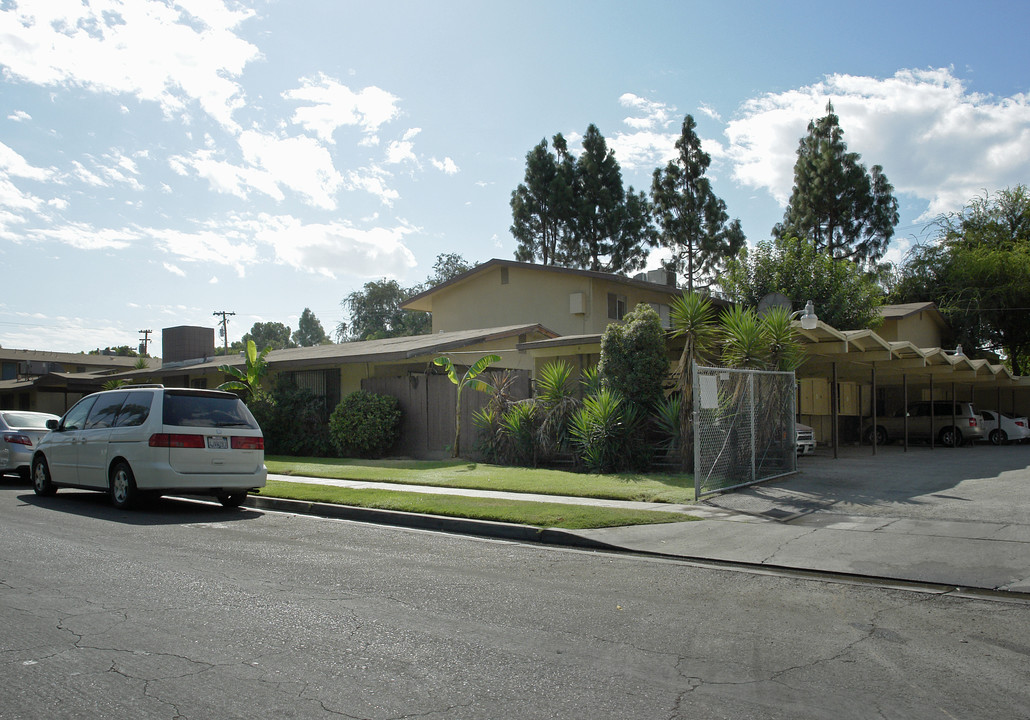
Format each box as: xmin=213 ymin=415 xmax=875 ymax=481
xmin=256 ymin=479 xmax=698 ymax=530
xmin=265 ymin=456 xmax=696 ymax=504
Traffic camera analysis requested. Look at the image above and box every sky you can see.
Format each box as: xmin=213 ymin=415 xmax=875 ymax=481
xmin=1 ymin=0 xmax=1028 ymax=357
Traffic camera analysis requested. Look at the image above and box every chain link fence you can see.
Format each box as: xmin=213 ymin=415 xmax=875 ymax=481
xmin=693 ymin=365 xmax=797 ymax=497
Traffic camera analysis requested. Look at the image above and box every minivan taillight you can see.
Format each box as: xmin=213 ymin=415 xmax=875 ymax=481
xmin=149 ymin=433 xmax=205 ymax=448
xmin=231 ymin=436 xmax=264 ymax=450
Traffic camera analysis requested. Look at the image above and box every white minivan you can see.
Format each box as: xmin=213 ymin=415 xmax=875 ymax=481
xmin=32 ymin=385 xmax=266 ymax=509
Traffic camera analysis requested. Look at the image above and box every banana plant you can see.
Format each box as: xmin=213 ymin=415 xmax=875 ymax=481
xmin=433 ymin=354 xmax=501 ymax=457
xmin=218 ymin=339 xmax=271 ymax=402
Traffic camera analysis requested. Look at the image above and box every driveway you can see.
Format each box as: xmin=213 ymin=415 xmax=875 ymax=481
xmin=706 ymin=443 xmax=1030 ymax=525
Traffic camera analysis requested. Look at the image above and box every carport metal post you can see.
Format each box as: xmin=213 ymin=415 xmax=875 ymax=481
xmin=871 ymin=366 xmax=878 ymax=456
xmin=832 ymin=361 xmax=839 ymax=459
xmin=997 ymin=384 xmax=1003 ymax=442
xmin=930 ymin=374 xmax=935 ymax=450
xmin=903 ymin=374 xmax=909 ymax=452
xmin=952 ymin=382 xmax=957 ymax=447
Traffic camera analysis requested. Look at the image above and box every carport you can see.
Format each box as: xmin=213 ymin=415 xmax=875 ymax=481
xmin=793 ymin=319 xmax=1030 ymax=458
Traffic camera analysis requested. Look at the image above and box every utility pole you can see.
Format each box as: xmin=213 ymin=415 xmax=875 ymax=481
xmin=212 ymin=311 xmax=235 ymax=356
xmin=137 ymin=329 xmax=152 ymax=357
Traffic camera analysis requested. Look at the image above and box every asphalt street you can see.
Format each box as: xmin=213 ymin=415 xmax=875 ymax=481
xmin=2 ymin=482 xmax=1029 ymax=719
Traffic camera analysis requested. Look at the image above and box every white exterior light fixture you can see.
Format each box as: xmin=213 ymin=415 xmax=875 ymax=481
xmin=790 ymin=300 xmax=819 ymax=330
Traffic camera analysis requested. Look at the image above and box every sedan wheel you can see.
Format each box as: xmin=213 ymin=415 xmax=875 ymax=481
xmin=989 ymin=428 xmax=1008 ymax=446
xmin=110 ymin=462 xmax=137 ymax=510
xmin=32 ymin=457 xmax=56 ymax=496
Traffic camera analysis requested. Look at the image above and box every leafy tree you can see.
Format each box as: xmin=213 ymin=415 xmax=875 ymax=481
xmin=773 ymin=102 xmax=899 ymax=266
xmin=292 ymin=308 xmax=331 ymax=347
xmin=651 ymin=115 xmax=746 ymax=291
xmin=511 ymin=135 xmax=577 ymax=266
xmin=573 ymin=124 xmax=654 ymax=274
xmin=597 ymin=303 xmax=669 ymax=411
xmin=217 ymin=339 xmax=271 ymax=401
xmin=720 ymin=235 xmax=883 ymax=330
xmin=88 ymin=346 xmax=138 ymax=357
xmin=337 ymin=279 xmax=430 ymax=341
xmin=425 ymin=252 xmax=474 ymax=286
xmin=891 ymin=186 xmax=1030 ymax=374
xmin=243 ymin=321 xmax=295 ymax=352
xmin=335 ymin=253 xmax=472 ymax=342
xmin=433 ymin=354 xmax=501 ymax=457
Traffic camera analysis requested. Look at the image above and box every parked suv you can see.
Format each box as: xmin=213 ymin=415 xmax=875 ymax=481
xmin=863 ymin=400 xmax=984 ymax=447
xmin=31 ymin=385 xmax=266 ymax=509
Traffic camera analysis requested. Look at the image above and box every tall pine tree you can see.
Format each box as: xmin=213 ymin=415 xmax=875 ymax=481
xmin=774 ymin=102 xmax=899 ymax=266
xmin=651 ymin=115 xmax=745 ymax=291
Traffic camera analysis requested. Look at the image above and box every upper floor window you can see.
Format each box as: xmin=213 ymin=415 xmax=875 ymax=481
xmin=607 ymin=293 xmax=627 ymax=320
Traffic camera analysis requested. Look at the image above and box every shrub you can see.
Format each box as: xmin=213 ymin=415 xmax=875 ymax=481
xmin=255 ymin=379 xmax=334 ymax=457
xmin=329 ymin=390 xmax=402 ymax=458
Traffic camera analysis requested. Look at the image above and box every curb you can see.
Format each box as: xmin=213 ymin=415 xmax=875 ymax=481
xmin=239 ymin=495 xmax=1030 ymax=602
xmin=243 ymin=494 xmax=622 ymax=552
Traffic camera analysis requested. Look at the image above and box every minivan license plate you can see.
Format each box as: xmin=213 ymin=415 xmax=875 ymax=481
xmin=207 ymin=436 xmax=229 ymax=450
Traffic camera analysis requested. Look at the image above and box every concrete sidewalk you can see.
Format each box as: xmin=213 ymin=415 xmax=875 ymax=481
xmin=260 ymin=448 xmax=1030 ymax=594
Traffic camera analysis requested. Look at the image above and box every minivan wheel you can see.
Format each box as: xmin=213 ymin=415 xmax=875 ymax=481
xmin=938 ymin=427 xmax=961 ymax=448
xmin=110 ymin=462 xmax=137 ymax=510
xmin=32 ymin=457 xmax=56 ymax=496
xmin=218 ymin=492 xmax=248 ymax=508
xmin=989 ymin=428 xmax=1008 ymax=446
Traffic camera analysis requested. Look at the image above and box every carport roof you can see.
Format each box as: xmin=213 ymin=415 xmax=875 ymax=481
xmin=795 ymin=319 xmax=1024 ymax=386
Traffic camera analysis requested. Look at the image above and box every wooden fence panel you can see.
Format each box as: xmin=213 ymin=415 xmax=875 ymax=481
xmin=361 ymin=370 xmax=531 ymax=459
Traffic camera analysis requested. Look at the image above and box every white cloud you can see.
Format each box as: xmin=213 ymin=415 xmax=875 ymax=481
xmin=237 ymin=130 xmax=343 ymax=209
xmin=0 ymin=141 xmax=54 ymax=182
xmin=244 ymin=214 xmax=417 ymax=279
xmin=619 ymin=93 xmax=676 ymax=130
xmin=284 ymin=73 xmax=401 ymax=144
xmin=725 ymin=67 xmax=1030 ymax=217
xmin=386 ymin=139 xmax=418 ymax=165
xmin=148 ymin=226 xmax=259 ymax=277
xmin=35 ymin=222 xmax=136 ymax=250
xmin=163 ymin=261 xmax=186 ymax=277
xmin=0 ymin=0 xmax=259 ymax=132
xmin=7 ymin=110 xmax=31 ymax=122
xmin=431 ymin=157 xmax=459 ymax=175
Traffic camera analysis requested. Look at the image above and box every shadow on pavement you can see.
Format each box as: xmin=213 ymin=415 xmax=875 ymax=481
xmin=10 ymin=486 xmax=260 ymax=526
xmin=707 ymin=444 xmax=1030 ymax=523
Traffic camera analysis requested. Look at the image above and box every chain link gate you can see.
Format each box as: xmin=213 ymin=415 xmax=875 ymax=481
xmin=693 ymin=365 xmax=797 ymax=497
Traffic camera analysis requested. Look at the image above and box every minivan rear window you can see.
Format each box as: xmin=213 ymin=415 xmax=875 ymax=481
xmin=162 ymin=391 xmax=259 ymax=429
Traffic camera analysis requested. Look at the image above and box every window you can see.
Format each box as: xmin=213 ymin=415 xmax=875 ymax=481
xmin=607 ymin=293 xmax=627 ymax=320
xmin=61 ymin=396 xmax=97 ymax=431
xmin=500 ymin=267 xmax=509 ymax=285
xmin=85 ymin=392 xmax=128 ymax=429
xmin=114 ymin=392 xmax=153 ymax=427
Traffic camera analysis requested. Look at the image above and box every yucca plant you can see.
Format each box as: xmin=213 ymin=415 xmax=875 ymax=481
xmin=669 ymin=292 xmax=718 ymax=470
xmin=568 ymin=388 xmax=641 ymax=473
xmin=653 ymin=393 xmax=682 ymax=456
xmin=720 ymin=305 xmax=770 ymax=369
xmin=535 ymin=360 xmax=578 ymax=459
xmin=499 ymin=400 xmax=538 ymax=466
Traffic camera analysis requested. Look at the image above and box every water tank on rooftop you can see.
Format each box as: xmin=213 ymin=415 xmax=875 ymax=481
xmin=162 ymin=326 xmax=215 ymax=363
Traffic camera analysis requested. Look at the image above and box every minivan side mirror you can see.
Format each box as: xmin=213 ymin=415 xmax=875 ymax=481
xmin=46 ymin=419 xmax=59 ymax=430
